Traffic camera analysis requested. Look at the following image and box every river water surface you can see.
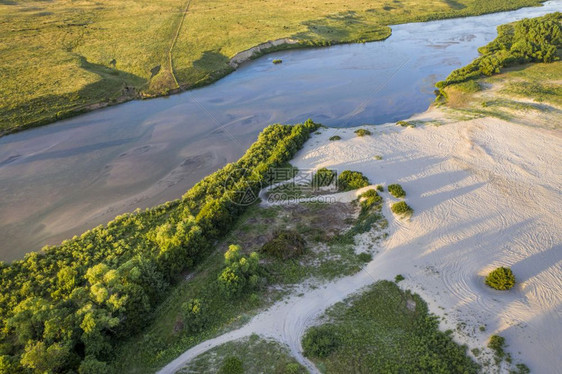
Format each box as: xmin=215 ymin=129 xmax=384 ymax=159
xmin=0 ymin=1 xmax=560 ymax=261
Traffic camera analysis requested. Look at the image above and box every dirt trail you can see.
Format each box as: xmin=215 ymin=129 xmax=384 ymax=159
xmin=168 ymin=0 xmax=193 ymax=88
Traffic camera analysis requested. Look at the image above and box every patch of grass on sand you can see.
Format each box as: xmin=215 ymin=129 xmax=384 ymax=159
xmin=488 ymin=55 xmax=562 ymax=107
xmin=178 ymin=334 xmax=306 ymax=374
xmin=302 ymin=281 xmax=479 ymax=373
xmin=396 ymin=120 xmax=416 ymax=128
xmin=354 ymin=128 xmax=372 ymax=137
xmin=391 ymin=201 xmax=413 ymax=215
xmin=1 ymin=0 xmax=545 ymax=134
xmin=388 ymin=183 xmax=406 ymax=198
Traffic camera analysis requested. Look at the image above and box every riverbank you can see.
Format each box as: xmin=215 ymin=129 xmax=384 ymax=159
xmin=1 ymin=0 xmax=548 ymax=136
xmin=3 ymin=2 xmax=561 ymax=262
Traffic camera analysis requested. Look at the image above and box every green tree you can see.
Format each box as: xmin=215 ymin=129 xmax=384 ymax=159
xmin=182 ymin=298 xmax=207 ymax=333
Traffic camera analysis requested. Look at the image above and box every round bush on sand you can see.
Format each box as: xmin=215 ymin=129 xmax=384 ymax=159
xmin=485 ymin=267 xmax=515 ymax=290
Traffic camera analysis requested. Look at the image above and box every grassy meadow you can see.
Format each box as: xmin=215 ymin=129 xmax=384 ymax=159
xmin=442 ymin=57 xmax=562 ymax=127
xmin=301 ymin=281 xmax=480 ymax=373
xmin=0 ymin=0 xmax=545 ymax=135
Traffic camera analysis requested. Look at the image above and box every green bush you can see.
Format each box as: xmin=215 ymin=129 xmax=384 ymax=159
xmin=357 ymin=252 xmax=372 ymax=262
xmin=219 ymin=356 xmax=244 ymax=374
xmin=329 ymin=135 xmax=341 ymax=141
xmin=338 ymin=170 xmax=369 ymax=191
xmin=359 ymin=189 xmax=383 ymax=214
xmin=376 ymin=185 xmax=384 ymax=192
xmin=391 ymin=201 xmax=413 ymax=215
xmin=388 ymin=184 xmax=406 ymax=198
xmin=488 ymin=335 xmax=506 ymax=359
xmin=302 ymin=326 xmax=339 ymax=358
xmin=394 ymin=274 xmax=405 ymax=283
xmin=260 ymin=230 xmax=306 ymax=260
xmin=514 ymin=363 xmax=531 ymax=374
xmin=396 ymin=120 xmax=415 ymax=128
xmin=218 ymin=245 xmax=260 ymax=298
xmin=312 ymin=168 xmax=336 ymax=188
xmin=485 ymin=267 xmax=516 ymax=290
xmin=182 ymin=298 xmax=207 ymax=333
xmin=284 ymin=362 xmax=303 ymax=374
xmin=354 ymin=128 xmax=372 ymax=137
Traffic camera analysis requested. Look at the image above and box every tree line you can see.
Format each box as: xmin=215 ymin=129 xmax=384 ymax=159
xmin=0 ymin=120 xmax=320 ymax=373
xmin=436 ymin=12 xmax=561 ymax=95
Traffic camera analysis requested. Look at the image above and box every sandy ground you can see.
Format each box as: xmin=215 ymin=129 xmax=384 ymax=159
xmin=158 ymin=106 xmax=562 ymax=374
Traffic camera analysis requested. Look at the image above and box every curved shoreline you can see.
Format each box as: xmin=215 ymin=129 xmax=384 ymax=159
xmin=0 ymin=1 xmax=548 ymax=139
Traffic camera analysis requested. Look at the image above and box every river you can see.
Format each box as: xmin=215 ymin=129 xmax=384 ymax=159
xmin=0 ymin=1 xmax=559 ymax=261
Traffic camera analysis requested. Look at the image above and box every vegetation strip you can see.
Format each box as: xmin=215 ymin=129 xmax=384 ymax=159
xmin=436 ymin=12 xmax=561 ymax=100
xmin=0 ymin=120 xmax=319 ymax=373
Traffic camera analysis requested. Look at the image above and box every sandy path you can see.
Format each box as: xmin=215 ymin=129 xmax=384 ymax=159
xmin=159 ymin=110 xmax=562 ymax=373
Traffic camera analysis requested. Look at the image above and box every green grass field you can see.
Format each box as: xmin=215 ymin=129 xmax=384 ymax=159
xmin=0 ymin=0 xmax=544 ymax=135
xmin=302 ymin=281 xmax=480 ymax=373
xmin=443 ymin=57 xmax=561 ymax=127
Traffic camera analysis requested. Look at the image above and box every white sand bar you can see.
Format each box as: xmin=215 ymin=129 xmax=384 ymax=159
xmin=294 ymin=110 xmax=562 ymax=372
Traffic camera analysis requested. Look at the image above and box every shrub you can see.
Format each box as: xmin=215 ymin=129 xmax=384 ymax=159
xmin=376 ymin=185 xmax=384 ymax=192
xmin=396 ymin=120 xmax=415 ymax=128
xmin=388 ymin=184 xmax=406 ymax=198
xmin=488 ymin=335 xmax=506 ymax=359
xmin=219 ymin=356 xmax=243 ymax=374
xmin=284 ymin=363 xmax=303 ymax=374
xmin=359 ymin=189 xmax=383 ymax=213
xmin=182 ymin=298 xmax=207 ymax=333
xmin=312 ymin=168 xmax=336 ymax=188
xmin=338 ymin=170 xmax=369 ymax=191
xmin=329 ymin=135 xmax=341 ymax=141
xmin=394 ymin=274 xmax=405 ymax=283
xmin=354 ymin=128 xmax=371 ymax=137
xmin=302 ymin=326 xmax=339 ymax=358
xmin=391 ymin=201 xmax=413 ymax=215
xmin=485 ymin=267 xmax=515 ymax=290
xmin=358 ymin=252 xmax=372 ymax=262
xmin=261 ymin=230 xmax=306 ymax=260
xmin=514 ymin=363 xmax=530 ymax=374
xmin=218 ymin=245 xmax=260 ymax=297
xmin=272 ymin=59 xmax=283 ymax=64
